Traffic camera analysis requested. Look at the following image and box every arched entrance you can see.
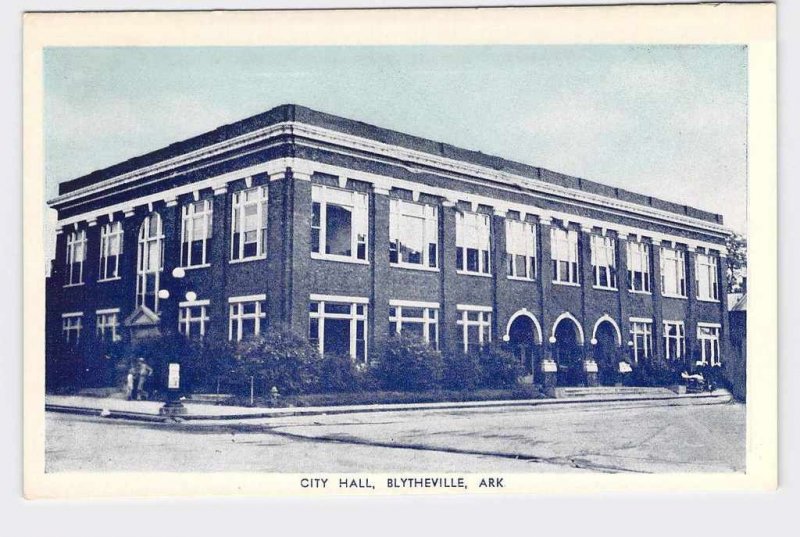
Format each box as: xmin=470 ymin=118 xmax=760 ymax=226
xmin=552 ymin=316 xmax=584 ymax=386
xmin=594 ymin=321 xmax=619 ymax=385
xmin=506 ymin=312 xmax=541 ymax=376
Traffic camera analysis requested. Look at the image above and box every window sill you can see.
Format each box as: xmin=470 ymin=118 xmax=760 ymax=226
xmin=662 ymin=293 xmax=688 ymax=300
xmin=552 ymin=281 xmax=581 ymax=287
xmin=181 ymin=263 xmax=212 ymax=271
xmin=311 ymin=252 xmax=370 ymax=265
xmin=97 ymin=277 xmax=122 ymax=283
xmin=456 ymin=270 xmax=492 ymax=278
xmin=63 ymin=283 xmax=85 ymax=288
xmin=507 ymin=275 xmax=536 ymax=282
xmin=390 ymin=263 xmax=439 ymax=273
xmin=696 ymin=297 xmax=721 ymax=303
xmin=592 ymin=285 xmax=619 ymax=292
xmin=229 ymin=256 xmax=267 ymax=265
xmin=628 ymin=289 xmax=652 ymax=295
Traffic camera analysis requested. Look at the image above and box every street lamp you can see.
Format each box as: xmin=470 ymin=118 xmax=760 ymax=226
xmin=158 ymin=267 xmax=191 ymax=417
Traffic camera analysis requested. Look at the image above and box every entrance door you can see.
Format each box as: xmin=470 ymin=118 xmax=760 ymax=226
xmin=508 ymin=314 xmax=538 ymax=377
xmin=594 ymin=321 xmax=619 ymax=385
xmin=554 ymin=319 xmax=583 ymax=386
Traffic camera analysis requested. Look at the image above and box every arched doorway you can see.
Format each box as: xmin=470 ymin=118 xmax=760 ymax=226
xmin=594 ymin=321 xmax=619 ymax=385
xmin=553 ymin=316 xmax=584 ymax=386
xmin=506 ymin=313 xmax=540 ymax=376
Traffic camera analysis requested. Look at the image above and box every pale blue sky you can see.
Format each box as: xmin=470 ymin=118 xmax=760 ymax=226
xmin=44 ymin=45 xmax=747 ymax=237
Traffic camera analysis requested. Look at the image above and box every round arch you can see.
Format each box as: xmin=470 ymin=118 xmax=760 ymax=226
xmin=550 ymin=312 xmax=585 ymax=345
xmin=503 ymin=309 xmax=543 ymax=344
xmin=591 ymin=314 xmax=622 ymax=346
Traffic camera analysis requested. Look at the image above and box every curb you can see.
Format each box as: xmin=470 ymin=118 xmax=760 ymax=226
xmin=45 ymin=391 xmax=733 ymax=424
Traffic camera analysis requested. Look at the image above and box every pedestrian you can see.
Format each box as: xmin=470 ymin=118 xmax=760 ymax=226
xmin=134 ymin=357 xmax=153 ymax=401
xmin=125 ymin=366 xmax=135 ymax=400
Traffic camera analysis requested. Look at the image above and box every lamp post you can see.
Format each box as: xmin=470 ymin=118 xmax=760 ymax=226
xmin=157 ymin=267 xmax=192 ymax=417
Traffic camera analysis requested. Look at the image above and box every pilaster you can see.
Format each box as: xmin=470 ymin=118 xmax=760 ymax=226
xmin=371 ymin=187 xmax=392 ymax=359
xmin=440 ymin=199 xmax=459 ymax=356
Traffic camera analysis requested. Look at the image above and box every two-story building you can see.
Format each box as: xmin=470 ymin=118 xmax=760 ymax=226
xmin=46 ymin=104 xmax=731 ymax=389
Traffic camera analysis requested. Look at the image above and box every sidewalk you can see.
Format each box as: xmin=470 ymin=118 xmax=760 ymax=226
xmin=45 ymin=389 xmax=734 ymax=422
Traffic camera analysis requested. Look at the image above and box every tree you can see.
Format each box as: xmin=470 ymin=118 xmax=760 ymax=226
xmin=725 ymin=233 xmax=747 ymax=293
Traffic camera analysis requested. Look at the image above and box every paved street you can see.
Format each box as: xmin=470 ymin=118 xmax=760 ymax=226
xmin=46 ymin=400 xmax=745 ymax=473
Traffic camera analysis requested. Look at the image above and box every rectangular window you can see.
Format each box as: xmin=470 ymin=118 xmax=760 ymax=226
xmin=308 ymin=296 xmax=368 ymax=363
xmin=591 ymin=234 xmax=617 ymax=289
xmin=456 ymin=306 xmax=492 ymax=354
xmin=696 ymin=253 xmax=720 ymax=301
xmin=62 ymin=313 xmax=83 ymax=344
xmin=630 ymin=319 xmax=653 ymax=363
xmin=181 ymin=199 xmax=213 ymax=267
xmin=99 ymin=222 xmax=123 ymax=281
xmin=389 ymin=199 xmax=438 ymax=269
xmin=65 ymin=229 xmax=87 ymax=286
xmin=388 ymin=301 xmax=439 ymax=349
xmin=627 ymin=241 xmax=651 ymax=293
xmin=663 ymin=321 xmax=686 ymax=361
xmin=311 ymin=185 xmax=369 ymax=262
xmin=697 ymin=324 xmax=721 ymax=367
xmin=660 ymin=247 xmax=687 ymax=297
xmin=95 ymin=309 xmax=120 ymax=342
xmin=179 ymin=301 xmax=210 ymax=339
xmin=506 ymin=219 xmax=537 ymax=280
xmin=551 ymin=227 xmax=579 ymax=284
xmin=231 ymin=186 xmax=268 ymax=261
xmin=228 ymin=296 xmax=266 ymax=341
xmin=456 ymin=211 xmax=491 ymax=274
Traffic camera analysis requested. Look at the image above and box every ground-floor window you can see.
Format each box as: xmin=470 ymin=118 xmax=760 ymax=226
xmin=309 ymin=295 xmax=368 ymax=363
xmin=95 ymin=309 xmax=119 ymax=342
xmin=62 ymin=312 xmax=83 ymax=344
xmin=663 ymin=320 xmax=685 ymax=361
xmin=456 ymin=305 xmax=492 ymax=354
xmin=630 ymin=318 xmax=653 ymax=363
xmin=228 ymin=295 xmax=266 ymax=341
xmin=389 ymin=300 xmax=439 ymax=349
xmin=179 ymin=300 xmax=210 ymax=339
xmin=697 ymin=323 xmax=721 ymax=367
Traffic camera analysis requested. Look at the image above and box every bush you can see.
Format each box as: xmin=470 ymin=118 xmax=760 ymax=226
xmin=375 ymin=334 xmax=444 ymax=392
xmin=234 ymin=330 xmax=321 ymax=395
xmin=478 ymin=344 xmax=524 ymax=389
xmin=442 ymin=351 xmax=482 ymax=390
xmin=317 ymin=354 xmax=360 ymax=393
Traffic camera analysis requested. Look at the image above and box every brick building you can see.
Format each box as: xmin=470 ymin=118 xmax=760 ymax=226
xmin=46 ymin=104 xmax=731 ymax=389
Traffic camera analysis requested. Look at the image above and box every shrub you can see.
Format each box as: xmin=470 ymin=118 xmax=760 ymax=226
xmin=318 ymin=354 xmax=360 ymax=393
xmin=442 ymin=351 xmax=482 ymax=391
xmin=375 ymin=334 xmax=444 ymax=392
xmin=234 ymin=329 xmax=321 ymax=395
xmin=478 ymin=344 xmax=524 ymax=389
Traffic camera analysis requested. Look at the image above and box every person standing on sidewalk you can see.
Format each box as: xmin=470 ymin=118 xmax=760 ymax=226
xmin=134 ymin=357 xmax=153 ymax=401
xmin=125 ymin=366 xmax=135 ymax=400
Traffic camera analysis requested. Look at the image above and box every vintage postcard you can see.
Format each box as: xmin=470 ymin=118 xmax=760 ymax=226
xmin=22 ymin=4 xmax=777 ymax=498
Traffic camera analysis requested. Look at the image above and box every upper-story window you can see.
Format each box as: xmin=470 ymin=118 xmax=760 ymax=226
xmin=627 ymin=241 xmax=651 ymax=293
xmin=506 ymin=219 xmax=537 ymax=280
xmin=311 ymin=185 xmax=368 ymax=262
xmin=231 ymin=186 xmax=267 ymax=261
xmin=181 ymin=199 xmax=213 ymax=267
xmin=551 ymin=226 xmax=579 ymax=285
xmin=65 ymin=229 xmax=87 ymax=286
xmin=695 ymin=252 xmax=720 ymax=301
xmin=136 ymin=213 xmax=164 ymax=312
xmin=591 ymin=235 xmax=617 ymax=289
xmin=98 ymin=222 xmax=123 ymax=281
xmin=660 ymin=246 xmax=687 ymax=297
xmin=456 ymin=211 xmax=491 ymax=275
xmin=389 ymin=199 xmax=438 ymax=269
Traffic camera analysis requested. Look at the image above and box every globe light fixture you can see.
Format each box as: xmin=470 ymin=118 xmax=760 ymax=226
xmin=157 ymin=289 xmax=170 ymax=299
xmin=172 ymin=267 xmax=186 ymax=279
xmin=185 ymin=291 xmax=198 ymax=302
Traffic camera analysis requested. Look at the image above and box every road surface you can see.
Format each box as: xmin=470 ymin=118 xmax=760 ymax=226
xmin=46 ymin=400 xmax=745 ymax=473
